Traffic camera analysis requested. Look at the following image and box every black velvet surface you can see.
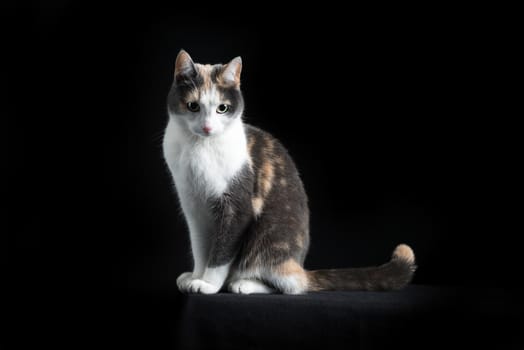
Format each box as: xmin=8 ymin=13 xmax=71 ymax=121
xmin=172 ymin=285 xmax=521 ymax=349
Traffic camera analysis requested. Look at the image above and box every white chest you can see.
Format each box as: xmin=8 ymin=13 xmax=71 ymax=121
xmin=163 ymin=119 xmax=249 ymax=200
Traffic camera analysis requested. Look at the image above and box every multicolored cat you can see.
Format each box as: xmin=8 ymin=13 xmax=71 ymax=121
xmin=163 ymin=50 xmax=416 ymax=294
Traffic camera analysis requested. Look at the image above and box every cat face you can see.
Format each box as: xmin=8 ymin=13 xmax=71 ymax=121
xmin=167 ymin=50 xmax=244 ymax=137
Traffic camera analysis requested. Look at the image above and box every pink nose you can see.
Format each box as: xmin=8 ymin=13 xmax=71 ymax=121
xmin=202 ymin=126 xmax=212 ymax=134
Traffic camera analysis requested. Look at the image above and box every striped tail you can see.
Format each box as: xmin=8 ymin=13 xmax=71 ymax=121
xmin=307 ymin=244 xmax=416 ymax=291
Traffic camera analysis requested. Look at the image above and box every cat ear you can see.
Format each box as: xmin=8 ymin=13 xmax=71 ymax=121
xmin=174 ymin=49 xmax=196 ymax=81
xmin=220 ymin=57 xmax=242 ymax=86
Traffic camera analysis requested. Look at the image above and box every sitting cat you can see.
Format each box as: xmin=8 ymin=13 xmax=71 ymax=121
xmin=163 ymin=50 xmax=416 ymax=294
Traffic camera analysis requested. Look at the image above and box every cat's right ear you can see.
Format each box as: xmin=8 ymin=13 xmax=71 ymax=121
xmin=174 ymin=49 xmax=196 ymax=81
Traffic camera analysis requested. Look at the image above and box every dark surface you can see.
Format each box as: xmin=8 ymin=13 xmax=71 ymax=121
xmin=5 ymin=2 xmax=521 ymax=350
xmin=165 ymin=285 xmax=522 ymax=349
xmin=8 ymin=284 xmax=522 ymax=349
xmin=175 ymin=285 xmax=523 ymax=349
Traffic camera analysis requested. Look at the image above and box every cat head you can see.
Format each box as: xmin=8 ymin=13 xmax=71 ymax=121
xmin=167 ymin=50 xmax=244 ymax=137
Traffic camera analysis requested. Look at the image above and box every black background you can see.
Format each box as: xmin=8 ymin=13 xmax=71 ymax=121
xmin=6 ymin=2 xmax=520 ymax=348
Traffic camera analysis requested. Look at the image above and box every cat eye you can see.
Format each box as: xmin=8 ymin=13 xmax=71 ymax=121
xmin=187 ymin=102 xmax=200 ymax=112
xmin=216 ymin=104 xmax=230 ymax=114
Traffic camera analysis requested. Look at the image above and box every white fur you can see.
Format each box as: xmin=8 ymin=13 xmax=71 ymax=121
xmin=163 ymin=105 xmax=248 ymax=294
xmin=202 ymin=263 xmax=231 ymax=287
xmin=230 ymin=267 xmax=304 ymax=295
xmin=186 ymin=279 xmax=220 ymax=294
xmin=164 ymin=114 xmax=248 ymax=198
xmin=176 ymin=272 xmax=194 ymax=291
xmin=228 ymin=279 xmax=275 ymax=294
xmin=176 ymin=264 xmax=232 ymax=294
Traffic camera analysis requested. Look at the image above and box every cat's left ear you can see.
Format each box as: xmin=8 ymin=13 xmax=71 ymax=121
xmin=220 ymin=57 xmax=242 ymax=87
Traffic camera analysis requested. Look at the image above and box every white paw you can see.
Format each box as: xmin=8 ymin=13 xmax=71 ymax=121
xmin=186 ymin=279 xmax=221 ymax=294
xmin=228 ymin=279 xmax=274 ymax=294
xmin=176 ymin=272 xmax=194 ymax=292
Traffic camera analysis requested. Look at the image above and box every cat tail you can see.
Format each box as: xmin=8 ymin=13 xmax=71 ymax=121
xmin=306 ymin=244 xmax=416 ymax=291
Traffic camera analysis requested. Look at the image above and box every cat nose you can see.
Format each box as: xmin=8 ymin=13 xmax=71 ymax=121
xmin=202 ymin=125 xmax=212 ymax=134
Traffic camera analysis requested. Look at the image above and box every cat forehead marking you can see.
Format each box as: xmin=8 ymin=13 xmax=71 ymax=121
xmin=195 ymin=64 xmax=215 ymax=91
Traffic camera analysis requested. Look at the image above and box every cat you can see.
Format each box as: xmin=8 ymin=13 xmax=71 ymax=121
xmin=163 ymin=50 xmax=416 ymax=294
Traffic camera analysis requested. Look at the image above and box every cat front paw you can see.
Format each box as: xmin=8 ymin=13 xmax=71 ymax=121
xmin=176 ymin=272 xmax=221 ymax=294
xmin=176 ymin=272 xmax=194 ymax=291
xmin=186 ymin=279 xmax=221 ymax=294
